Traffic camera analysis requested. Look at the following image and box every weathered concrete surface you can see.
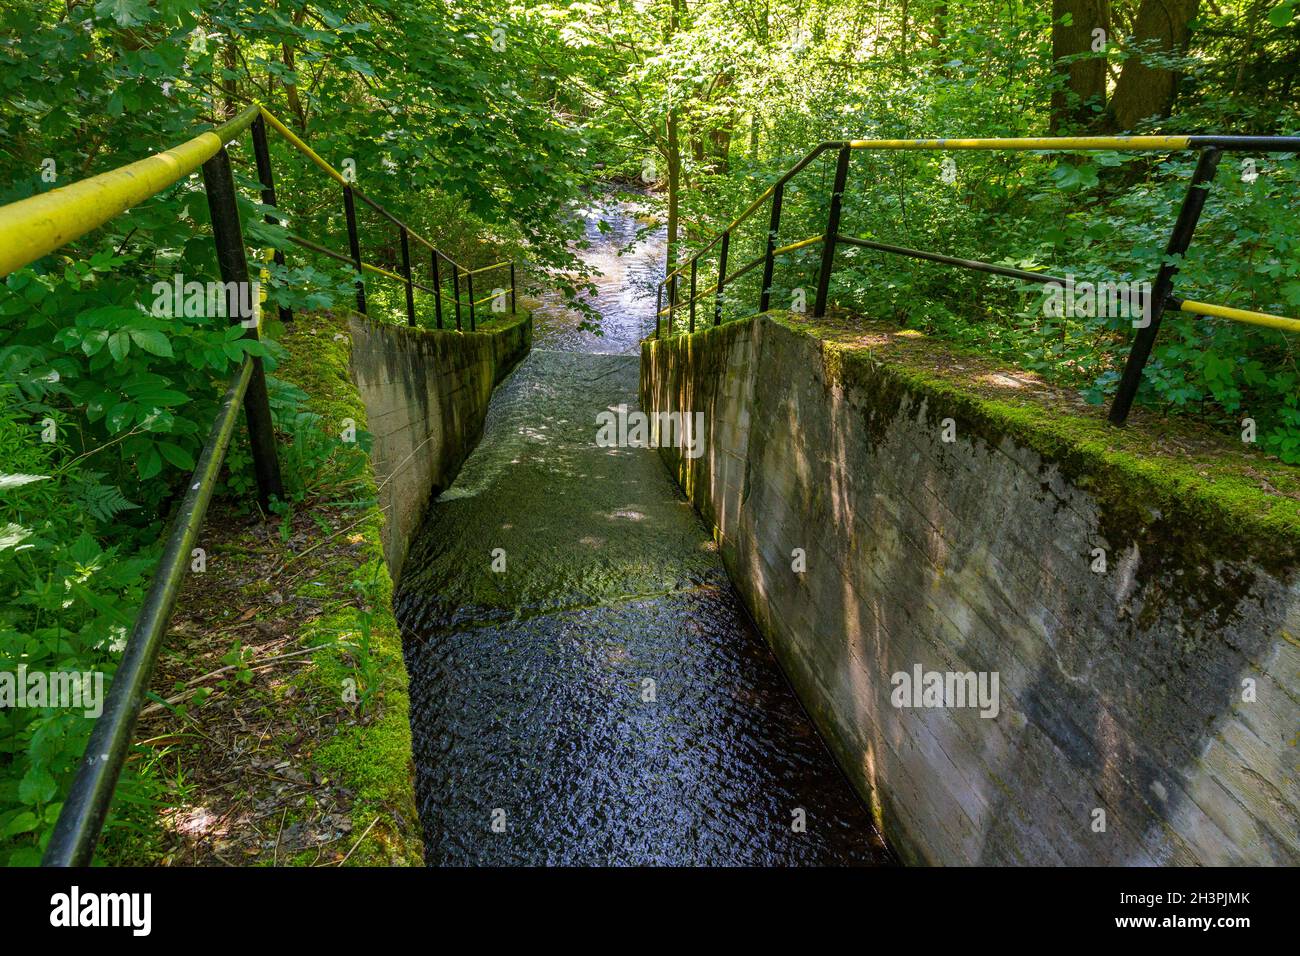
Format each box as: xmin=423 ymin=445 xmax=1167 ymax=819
xmin=348 ymin=313 xmax=530 ymax=582
xmin=642 ymin=313 xmax=1300 ymax=866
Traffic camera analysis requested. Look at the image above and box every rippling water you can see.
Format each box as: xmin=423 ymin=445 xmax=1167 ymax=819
xmin=530 ymin=192 xmax=665 ymax=353
xmin=394 ymin=193 xmax=892 ymax=865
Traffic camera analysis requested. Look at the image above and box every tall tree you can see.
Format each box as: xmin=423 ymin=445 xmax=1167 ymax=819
xmin=665 ymin=0 xmax=683 ymax=274
xmin=1108 ymin=0 xmax=1200 ymax=130
xmin=1050 ymin=0 xmax=1110 ymax=132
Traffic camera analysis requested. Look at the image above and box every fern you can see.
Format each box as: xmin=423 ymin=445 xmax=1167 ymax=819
xmin=68 ymin=472 xmax=138 ymax=522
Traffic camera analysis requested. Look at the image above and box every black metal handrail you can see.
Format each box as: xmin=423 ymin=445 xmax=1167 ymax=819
xmin=655 ymin=134 xmax=1300 ymax=425
xmin=0 ymin=102 xmax=521 ymax=865
xmin=251 ymin=109 xmax=518 ymax=333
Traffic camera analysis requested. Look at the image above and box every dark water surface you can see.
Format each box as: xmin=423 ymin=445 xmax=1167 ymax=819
xmin=394 ymin=196 xmax=892 ymax=865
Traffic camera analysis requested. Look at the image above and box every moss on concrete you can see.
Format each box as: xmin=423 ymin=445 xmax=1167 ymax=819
xmin=274 ymin=311 xmax=423 ymax=866
xmin=748 ymin=309 xmax=1300 ymax=636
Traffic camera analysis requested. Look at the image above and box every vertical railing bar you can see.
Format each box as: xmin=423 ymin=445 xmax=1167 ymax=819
xmin=510 ymin=262 xmax=517 ymax=314
xmin=342 ymin=184 xmax=366 ymax=315
xmin=1108 ymin=147 xmax=1223 ymax=425
xmin=655 ymin=283 xmax=663 ymax=339
xmin=665 ymin=273 xmax=675 ymax=336
xmin=250 ymin=114 xmax=292 ymax=326
xmin=400 ymin=227 xmax=416 ymax=327
xmin=814 ymin=145 xmax=851 ymax=319
xmin=689 ymin=258 xmax=697 ymax=333
xmin=452 ymin=263 xmax=462 ymax=331
xmin=432 ymin=251 xmax=444 ymax=329
xmin=760 ymin=182 xmax=784 ymax=313
xmin=202 ymin=144 xmax=284 ymax=510
xmin=714 ymin=231 xmax=730 ymax=326
xmin=468 ymin=270 xmax=476 ymax=332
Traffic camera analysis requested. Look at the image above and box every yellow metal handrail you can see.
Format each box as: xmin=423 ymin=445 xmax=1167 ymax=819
xmin=0 ymin=102 xmax=506 ymax=301
xmin=0 ymin=106 xmax=259 ymax=277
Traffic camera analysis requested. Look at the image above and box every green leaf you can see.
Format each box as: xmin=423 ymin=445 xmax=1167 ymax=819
xmin=129 ymin=329 xmax=173 ymax=357
xmin=95 ymin=0 xmax=150 ymax=27
xmin=137 ymin=446 xmax=163 ymax=480
xmin=69 ymin=532 xmax=102 ymax=566
xmin=18 ymin=767 xmax=56 ymax=806
xmin=1 ymin=811 xmax=38 ymax=838
xmin=106 ymin=402 xmax=134 ymax=433
xmin=158 ymin=441 xmax=195 ymax=471
xmin=1267 ymin=2 xmax=1296 ymax=28
xmin=5 ymin=848 xmax=42 ymax=867
xmin=107 ymin=330 xmax=131 ymax=362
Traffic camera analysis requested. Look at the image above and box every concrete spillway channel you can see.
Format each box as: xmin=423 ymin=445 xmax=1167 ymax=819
xmin=393 ymin=197 xmax=891 ymax=865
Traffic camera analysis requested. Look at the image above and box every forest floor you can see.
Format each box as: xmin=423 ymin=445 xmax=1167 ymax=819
xmin=98 ymin=311 xmax=423 ymax=867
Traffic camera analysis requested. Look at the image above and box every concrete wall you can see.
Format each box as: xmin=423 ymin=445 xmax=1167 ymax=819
xmin=349 ymin=314 xmax=530 ymax=582
xmin=641 ymin=314 xmax=1300 ymax=866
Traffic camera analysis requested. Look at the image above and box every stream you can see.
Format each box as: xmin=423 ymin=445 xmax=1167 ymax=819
xmin=393 ymin=192 xmax=892 ymax=865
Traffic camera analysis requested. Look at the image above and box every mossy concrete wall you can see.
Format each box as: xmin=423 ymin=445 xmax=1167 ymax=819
xmin=349 ymin=313 xmax=530 ymax=581
xmin=641 ymin=313 xmax=1300 ymax=866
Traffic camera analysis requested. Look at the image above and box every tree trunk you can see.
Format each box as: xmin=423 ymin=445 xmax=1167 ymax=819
xmin=1108 ymin=0 xmax=1200 ymax=131
xmin=707 ymin=73 xmax=734 ymax=175
xmin=1051 ymin=0 xmax=1110 ymax=132
xmin=665 ymin=0 xmax=682 ymax=275
xmin=1231 ymin=0 xmax=1267 ymax=96
xmin=931 ymin=4 xmax=948 ymax=48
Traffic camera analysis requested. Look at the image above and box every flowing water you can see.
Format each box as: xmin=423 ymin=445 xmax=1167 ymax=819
xmin=394 ymin=192 xmax=892 ymax=865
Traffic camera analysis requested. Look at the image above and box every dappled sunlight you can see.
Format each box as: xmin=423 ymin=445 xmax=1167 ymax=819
xmin=605 ymin=508 xmax=648 ymax=521
xmin=644 ymin=309 xmax=1295 ymax=866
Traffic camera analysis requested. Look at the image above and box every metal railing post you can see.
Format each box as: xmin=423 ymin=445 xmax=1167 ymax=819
xmin=432 ymin=251 xmax=444 ymax=329
xmin=714 ymin=231 xmax=730 ymax=326
xmin=400 ymin=226 xmax=416 ymax=327
xmin=689 ymin=257 xmax=698 ymax=333
xmin=814 ymin=145 xmax=851 ymax=318
xmin=468 ymin=271 xmax=476 ymax=331
xmin=1108 ymin=147 xmax=1223 ymax=425
xmin=510 ymin=262 xmax=517 ymax=313
xmin=250 ymin=114 xmax=292 ymax=326
xmin=668 ymin=270 xmax=679 ymax=335
xmin=760 ymin=183 xmax=784 ymax=312
xmin=201 ymin=146 xmax=283 ymax=511
xmin=452 ymin=263 xmax=462 ymax=330
xmin=342 ymin=184 xmax=366 ymax=315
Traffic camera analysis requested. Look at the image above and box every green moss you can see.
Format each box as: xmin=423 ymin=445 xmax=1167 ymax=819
xmin=661 ymin=310 xmax=1299 ymax=633
xmin=767 ymin=310 xmax=1300 ymax=565
xmin=275 ymin=311 xmax=423 ymax=866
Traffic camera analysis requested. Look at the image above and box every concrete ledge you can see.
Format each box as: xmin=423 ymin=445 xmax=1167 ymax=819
xmin=349 ymin=313 xmax=530 ymax=581
xmin=641 ymin=312 xmax=1300 ymax=866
